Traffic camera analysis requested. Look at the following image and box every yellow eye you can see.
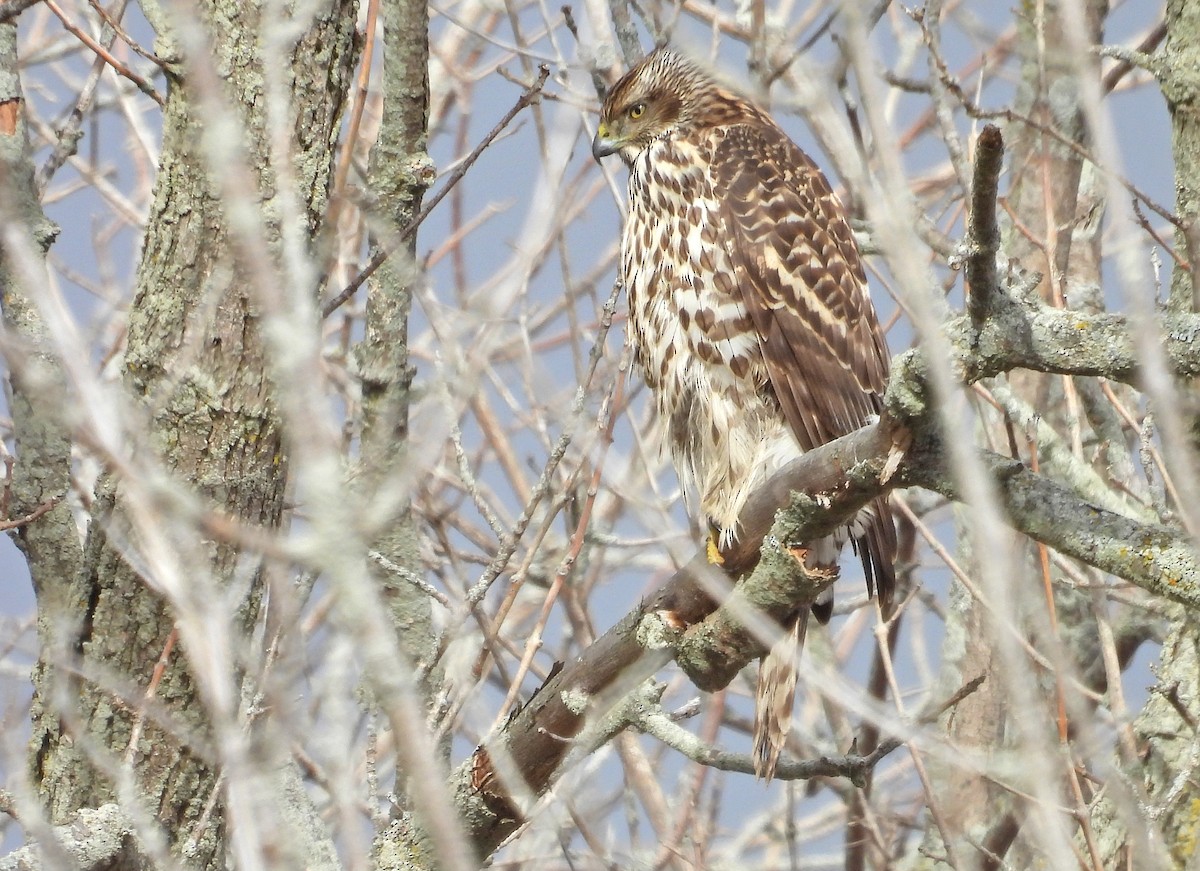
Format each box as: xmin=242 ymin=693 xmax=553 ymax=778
xmin=628 ymin=103 xmax=646 ymax=119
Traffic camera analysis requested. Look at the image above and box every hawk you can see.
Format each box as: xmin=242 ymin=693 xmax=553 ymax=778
xmin=592 ymin=48 xmax=896 ymax=779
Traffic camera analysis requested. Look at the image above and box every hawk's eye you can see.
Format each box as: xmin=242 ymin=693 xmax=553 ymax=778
xmin=628 ymin=102 xmax=646 ymax=120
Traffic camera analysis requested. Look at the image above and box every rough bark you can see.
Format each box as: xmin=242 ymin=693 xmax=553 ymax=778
xmin=356 ymin=0 xmax=447 ymax=860
xmin=1164 ymin=0 xmax=1200 ymax=313
xmin=0 ymin=16 xmax=87 ymax=865
xmin=0 ymin=21 xmax=77 ymax=591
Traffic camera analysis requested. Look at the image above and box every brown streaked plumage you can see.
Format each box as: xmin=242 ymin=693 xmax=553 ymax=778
xmin=593 ymin=48 xmax=896 ymax=780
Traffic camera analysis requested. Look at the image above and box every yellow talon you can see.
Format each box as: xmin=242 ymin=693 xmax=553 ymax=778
xmin=707 ymin=532 xmax=725 ymax=565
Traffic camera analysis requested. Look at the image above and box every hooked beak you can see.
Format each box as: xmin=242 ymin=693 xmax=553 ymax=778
xmin=592 ymin=125 xmax=620 ymax=162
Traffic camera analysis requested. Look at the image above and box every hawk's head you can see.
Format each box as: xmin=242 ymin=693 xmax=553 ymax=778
xmin=592 ymin=49 xmax=753 ymax=165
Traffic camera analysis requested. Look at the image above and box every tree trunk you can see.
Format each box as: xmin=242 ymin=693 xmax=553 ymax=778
xmin=25 ymin=2 xmax=358 ymax=865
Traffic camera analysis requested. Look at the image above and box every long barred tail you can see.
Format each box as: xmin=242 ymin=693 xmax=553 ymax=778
xmin=753 ymin=610 xmax=807 ymax=780
xmin=752 ymin=497 xmax=896 ymax=780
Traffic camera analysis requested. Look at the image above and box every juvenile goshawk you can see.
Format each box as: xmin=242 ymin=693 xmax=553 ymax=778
xmin=592 ymin=48 xmax=896 ymax=780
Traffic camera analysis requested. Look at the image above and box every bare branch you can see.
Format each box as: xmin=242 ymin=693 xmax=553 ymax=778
xmin=633 ymin=696 xmax=902 ymax=783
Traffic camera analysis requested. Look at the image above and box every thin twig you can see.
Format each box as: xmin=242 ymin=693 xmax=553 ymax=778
xmin=465 ymin=281 xmax=622 ymax=607
xmin=330 ymin=0 xmax=379 ymax=206
xmin=0 ymin=494 xmax=60 ymax=530
xmin=492 ymin=361 xmax=626 ymax=729
xmin=633 ymin=696 xmax=903 ymax=782
xmin=971 ymin=103 xmax=1181 ymax=231
xmin=874 ymin=594 xmax=964 ymax=871
xmin=368 ymin=550 xmax=450 ymax=607
xmin=1099 ymin=20 xmax=1169 ymax=94
xmin=125 ymin=627 xmax=179 ymax=764
xmin=88 ymin=0 xmax=168 ymax=68
xmin=44 ymin=0 xmax=164 ymax=105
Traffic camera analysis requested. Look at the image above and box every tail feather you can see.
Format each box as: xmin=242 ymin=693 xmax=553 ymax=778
xmin=753 ymin=612 xmax=808 ymax=780
xmin=810 ymin=585 xmax=834 ymax=624
xmin=753 ymin=498 xmax=896 ymax=781
xmin=853 ymin=496 xmax=897 ymax=617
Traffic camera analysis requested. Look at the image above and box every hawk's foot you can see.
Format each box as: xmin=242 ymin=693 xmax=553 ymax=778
xmin=786 ymin=544 xmax=839 ymax=581
xmin=706 ymin=531 xmax=725 ymax=565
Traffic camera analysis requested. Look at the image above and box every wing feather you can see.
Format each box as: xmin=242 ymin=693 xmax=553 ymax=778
xmin=710 ymin=121 xmax=897 ymax=611
xmin=712 ymin=122 xmax=887 ymax=446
